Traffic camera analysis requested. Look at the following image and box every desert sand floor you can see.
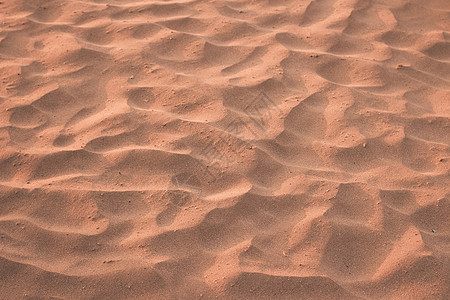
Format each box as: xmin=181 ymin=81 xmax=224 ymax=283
xmin=0 ymin=0 xmax=449 ymax=299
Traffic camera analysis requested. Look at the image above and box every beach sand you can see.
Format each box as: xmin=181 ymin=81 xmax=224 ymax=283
xmin=0 ymin=0 xmax=449 ymax=299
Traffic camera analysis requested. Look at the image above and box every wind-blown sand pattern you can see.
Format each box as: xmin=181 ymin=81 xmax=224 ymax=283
xmin=0 ymin=0 xmax=449 ymax=299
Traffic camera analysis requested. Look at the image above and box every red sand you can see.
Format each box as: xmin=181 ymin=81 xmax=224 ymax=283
xmin=0 ymin=0 xmax=449 ymax=299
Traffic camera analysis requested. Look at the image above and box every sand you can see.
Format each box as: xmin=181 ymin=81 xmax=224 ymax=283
xmin=0 ymin=0 xmax=449 ymax=299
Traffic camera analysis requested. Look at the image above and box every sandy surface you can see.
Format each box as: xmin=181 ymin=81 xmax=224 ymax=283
xmin=0 ymin=0 xmax=449 ymax=299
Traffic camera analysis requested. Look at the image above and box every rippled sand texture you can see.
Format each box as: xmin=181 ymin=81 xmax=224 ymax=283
xmin=1 ymin=0 xmax=449 ymax=299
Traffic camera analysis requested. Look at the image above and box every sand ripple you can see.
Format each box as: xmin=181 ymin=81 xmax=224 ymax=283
xmin=0 ymin=0 xmax=449 ymax=298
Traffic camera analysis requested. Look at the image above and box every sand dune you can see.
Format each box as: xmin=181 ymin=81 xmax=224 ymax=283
xmin=0 ymin=0 xmax=449 ymax=299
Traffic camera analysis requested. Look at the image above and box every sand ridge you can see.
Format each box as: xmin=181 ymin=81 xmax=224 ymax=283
xmin=0 ymin=0 xmax=449 ymax=299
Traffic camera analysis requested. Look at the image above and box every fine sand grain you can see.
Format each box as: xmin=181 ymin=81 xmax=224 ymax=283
xmin=0 ymin=0 xmax=449 ymax=299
